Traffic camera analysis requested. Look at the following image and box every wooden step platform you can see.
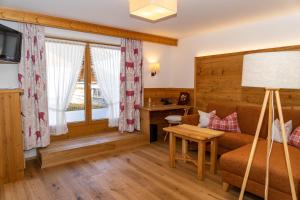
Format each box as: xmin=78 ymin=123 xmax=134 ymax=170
xmin=38 ymin=132 xmax=149 ymax=168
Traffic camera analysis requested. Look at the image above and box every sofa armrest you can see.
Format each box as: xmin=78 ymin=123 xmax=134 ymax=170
xmin=182 ymin=114 xmax=199 ymax=126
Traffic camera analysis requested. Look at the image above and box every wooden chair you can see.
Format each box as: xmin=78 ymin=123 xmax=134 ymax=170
xmin=164 ymin=108 xmax=189 ymax=142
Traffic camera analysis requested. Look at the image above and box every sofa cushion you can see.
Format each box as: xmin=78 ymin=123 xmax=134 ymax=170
xmin=288 ymin=126 xmax=300 ymax=148
xmin=198 ymin=110 xmax=216 ymax=128
xmin=273 ymin=119 xmax=293 ymax=143
xmin=220 ymin=140 xmax=300 ymax=195
xmin=218 ymin=132 xmax=254 ymax=150
xmin=237 ymin=104 xmax=268 ymax=138
xmin=283 ymin=108 xmax=300 ymax=129
xmin=207 ymin=103 xmax=236 ymax=118
xmin=208 ymin=112 xmax=241 ymax=133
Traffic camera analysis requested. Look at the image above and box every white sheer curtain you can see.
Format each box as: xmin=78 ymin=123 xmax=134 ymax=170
xmin=46 ymin=39 xmax=85 ymax=135
xmin=90 ymin=44 xmax=121 ymax=127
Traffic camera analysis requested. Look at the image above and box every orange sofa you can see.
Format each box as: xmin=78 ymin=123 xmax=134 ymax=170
xmin=182 ymin=102 xmax=300 ymax=200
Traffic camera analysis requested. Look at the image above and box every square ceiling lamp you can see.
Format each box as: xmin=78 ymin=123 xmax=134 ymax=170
xmin=129 ymin=0 xmax=177 ymax=22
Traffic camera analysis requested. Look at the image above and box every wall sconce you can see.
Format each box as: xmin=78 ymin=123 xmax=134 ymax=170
xmin=149 ymin=63 xmax=160 ymax=77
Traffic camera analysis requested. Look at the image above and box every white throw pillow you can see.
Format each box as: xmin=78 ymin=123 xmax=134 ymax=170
xmin=272 ymin=119 xmax=292 ymax=143
xmin=165 ymin=115 xmax=182 ymax=122
xmin=198 ymin=110 xmax=216 ymax=128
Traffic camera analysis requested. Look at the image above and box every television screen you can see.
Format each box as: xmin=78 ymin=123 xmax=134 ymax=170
xmin=0 ymin=24 xmax=22 ymax=63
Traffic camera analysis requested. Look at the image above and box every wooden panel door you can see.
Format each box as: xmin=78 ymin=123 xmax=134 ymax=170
xmin=0 ymin=89 xmax=24 ymax=184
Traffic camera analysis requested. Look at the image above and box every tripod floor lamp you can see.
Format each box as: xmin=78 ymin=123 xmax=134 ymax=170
xmin=239 ymin=51 xmax=300 ymax=200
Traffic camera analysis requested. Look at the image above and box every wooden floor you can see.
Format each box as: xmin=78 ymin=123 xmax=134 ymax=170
xmin=0 ymin=140 xmax=261 ymax=200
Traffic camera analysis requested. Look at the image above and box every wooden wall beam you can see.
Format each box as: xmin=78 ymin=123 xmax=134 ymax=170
xmin=0 ymin=7 xmax=178 ymax=46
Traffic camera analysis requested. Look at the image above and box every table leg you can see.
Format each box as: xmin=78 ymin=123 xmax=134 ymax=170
xmin=169 ymin=132 xmax=176 ymax=168
xmin=198 ymin=141 xmax=206 ymax=180
xmin=210 ymin=138 xmax=218 ymax=174
xmin=140 ymin=109 xmax=150 ymax=143
xmin=182 ymin=139 xmax=188 ymax=163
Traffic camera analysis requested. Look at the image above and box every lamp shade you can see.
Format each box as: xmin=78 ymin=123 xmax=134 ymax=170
xmin=242 ymin=51 xmax=300 ymax=89
xmin=149 ymin=63 xmax=160 ymax=73
xmin=129 ymin=0 xmax=177 ymax=21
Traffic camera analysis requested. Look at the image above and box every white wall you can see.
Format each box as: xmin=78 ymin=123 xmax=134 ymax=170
xmin=170 ymin=11 xmax=300 ymax=88
xmin=143 ymin=42 xmax=176 ymax=88
xmin=0 ymin=20 xmax=174 ymax=88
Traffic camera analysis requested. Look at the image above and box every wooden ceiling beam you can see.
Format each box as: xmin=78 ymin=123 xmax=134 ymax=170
xmin=0 ymin=7 xmax=178 ymax=46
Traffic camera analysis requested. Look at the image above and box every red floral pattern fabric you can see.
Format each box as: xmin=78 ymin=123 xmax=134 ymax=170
xmin=18 ymin=24 xmax=50 ymax=150
xmin=288 ymin=127 xmax=300 ymax=148
xmin=119 ymin=39 xmax=143 ymax=132
xmin=208 ymin=112 xmax=241 ymax=133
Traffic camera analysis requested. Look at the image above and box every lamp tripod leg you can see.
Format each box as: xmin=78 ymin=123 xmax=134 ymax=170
xmin=239 ymin=90 xmax=270 ymax=200
xmin=265 ymin=90 xmax=273 ymax=199
xmin=275 ymin=90 xmax=297 ymax=200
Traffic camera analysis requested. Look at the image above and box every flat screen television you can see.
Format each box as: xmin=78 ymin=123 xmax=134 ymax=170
xmin=0 ymin=24 xmax=22 ymax=63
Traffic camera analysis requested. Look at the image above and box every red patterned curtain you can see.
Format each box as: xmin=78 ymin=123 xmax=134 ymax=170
xmin=119 ymin=39 xmax=143 ymax=133
xmin=18 ymin=23 xmax=50 ymax=150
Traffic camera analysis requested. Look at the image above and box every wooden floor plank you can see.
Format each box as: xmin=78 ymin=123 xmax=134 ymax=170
xmin=0 ymin=140 xmax=261 ymax=200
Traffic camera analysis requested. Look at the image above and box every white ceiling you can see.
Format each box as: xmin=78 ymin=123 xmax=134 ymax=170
xmin=1 ymin=0 xmax=300 ymax=38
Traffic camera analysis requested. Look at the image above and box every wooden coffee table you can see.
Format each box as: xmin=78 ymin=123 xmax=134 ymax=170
xmin=163 ymin=124 xmax=225 ymax=180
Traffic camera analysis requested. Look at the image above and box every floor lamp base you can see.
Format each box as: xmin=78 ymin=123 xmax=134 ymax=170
xmin=239 ymin=89 xmax=297 ymax=200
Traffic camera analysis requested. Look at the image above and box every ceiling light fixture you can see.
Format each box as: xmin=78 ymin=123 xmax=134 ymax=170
xmin=129 ymin=0 xmax=177 ymax=22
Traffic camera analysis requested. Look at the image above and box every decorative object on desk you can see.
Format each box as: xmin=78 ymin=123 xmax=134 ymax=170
xmin=129 ymin=0 xmax=177 ymax=22
xmin=160 ymin=98 xmax=172 ymax=105
xmin=149 ymin=63 xmax=160 ymax=76
xmin=148 ymin=97 xmax=152 ymax=107
xmin=239 ymin=51 xmax=300 ymax=200
xmin=177 ymin=92 xmax=190 ymax=105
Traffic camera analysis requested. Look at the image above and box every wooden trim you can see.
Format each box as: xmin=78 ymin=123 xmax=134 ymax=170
xmin=0 ymin=7 xmax=178 ymax=46
xmin=85 ymin=44 xmax=92 ymax=123
xmin=193 ymin=59 xmax=197 ymax=109
xmin=0 ymin=89 xmax=23 ymax=94
xmin=195 ymin=44 xmax=300 ymax=62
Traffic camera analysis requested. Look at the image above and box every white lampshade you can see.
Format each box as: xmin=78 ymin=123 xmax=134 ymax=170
xmin=242 ymin=51 xmax=300 ymax=89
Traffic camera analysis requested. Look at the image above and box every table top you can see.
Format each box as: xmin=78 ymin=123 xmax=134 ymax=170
xmin=163 ymin=124 xmax=225 ymax=141
xmin=141 ymin=104 xmax=191 ymax=111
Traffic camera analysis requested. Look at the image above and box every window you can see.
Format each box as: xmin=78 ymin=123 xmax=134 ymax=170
xmin=66 ymin=66 xmax=85 ymax=123
xmin=46 ymin=38 xmax=120 ymax=130
xmin=91 ymin=68 xmax=108 ymax=120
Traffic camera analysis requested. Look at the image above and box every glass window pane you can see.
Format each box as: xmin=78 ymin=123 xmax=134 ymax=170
xmin=66 ymin=66 xmax=85 ymax=122
xmin=91 ymin=68 xmax=108 ymax=120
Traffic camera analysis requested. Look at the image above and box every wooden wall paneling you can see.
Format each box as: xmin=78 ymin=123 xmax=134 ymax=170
xmin=0 ymin=7 xmax=177 ymax=46
xmin=194 ymin=45 xmax=300 ymax=111
xmin=0 ymin=89 xmax=24 ymax=184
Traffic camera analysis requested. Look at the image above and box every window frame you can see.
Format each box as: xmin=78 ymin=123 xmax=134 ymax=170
xmin=46 ymin=36 xmax=121 ymax=140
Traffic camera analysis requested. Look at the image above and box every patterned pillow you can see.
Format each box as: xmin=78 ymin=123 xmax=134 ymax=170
xmin=208 ymin=112 xmax=241 ymax=133
xmin=288 ymin=127 xmax=300 ymax=148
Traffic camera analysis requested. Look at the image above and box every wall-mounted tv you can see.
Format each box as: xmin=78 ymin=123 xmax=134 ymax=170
xmin=0 ymin=24 xmax=22 ymax=63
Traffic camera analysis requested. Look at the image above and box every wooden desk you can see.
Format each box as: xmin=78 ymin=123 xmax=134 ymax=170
xmin=140 ymin=104 xmax=191 ymax=142
xmin=163 ymin=124 xmax=224 ymax=180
